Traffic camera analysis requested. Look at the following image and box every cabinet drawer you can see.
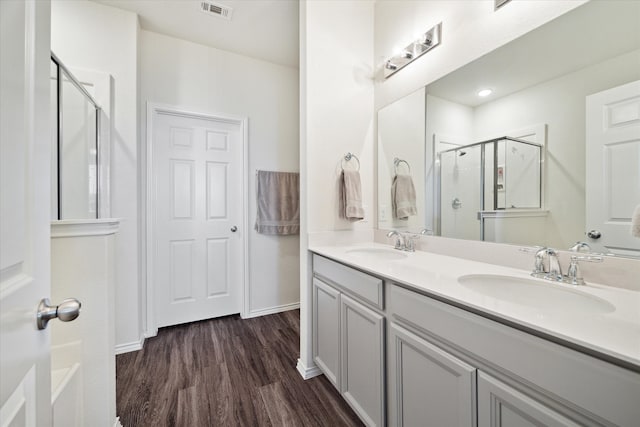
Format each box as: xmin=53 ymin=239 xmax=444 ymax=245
xmin=313 ymin=255 xmax=384 ymax=310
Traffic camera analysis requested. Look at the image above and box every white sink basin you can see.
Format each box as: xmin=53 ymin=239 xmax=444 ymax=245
xmin=458 ymin=274 xmax=615 ymax=314
xmin=345 ymin=247 xmax=408 ymax=261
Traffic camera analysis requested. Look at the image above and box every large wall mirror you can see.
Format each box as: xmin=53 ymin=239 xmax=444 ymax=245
xmin=377 ymin=1 xmax=640 ymax=257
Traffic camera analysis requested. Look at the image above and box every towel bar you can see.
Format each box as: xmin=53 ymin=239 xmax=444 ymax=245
xmin=342 ymin=153 xmax=360 ymax=171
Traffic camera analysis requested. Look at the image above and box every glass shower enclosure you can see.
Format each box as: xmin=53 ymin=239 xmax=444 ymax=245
xmin=438 ymin=136 xmax=543 ymax=242
xmin=50 ymin=53 xmax=101 ymax=220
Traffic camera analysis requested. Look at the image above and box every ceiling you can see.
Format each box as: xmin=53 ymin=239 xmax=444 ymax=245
xmin=426 ymin=0 xmax=640 ymax=107
xmin=92 ymin=0 xmax=299 ymax=68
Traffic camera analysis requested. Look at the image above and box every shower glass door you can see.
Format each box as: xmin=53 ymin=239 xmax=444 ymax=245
xmin=439 ymin=145 xmax=482 ymax=240
xmin=51 ymin=55 xmax=100 ymax=220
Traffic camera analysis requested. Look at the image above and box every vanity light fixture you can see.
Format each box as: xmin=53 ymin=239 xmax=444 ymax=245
xmin=384 ymin=22 xmax=442 ymax=79
xmin=495 ymin=0 xmax=513 ymax=11
xmin=478 ymin=89 xmax=493 ymax=97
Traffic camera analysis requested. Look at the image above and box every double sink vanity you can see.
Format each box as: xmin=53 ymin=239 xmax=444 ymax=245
xmin=309 ymin=243 xmax=640 ymax=427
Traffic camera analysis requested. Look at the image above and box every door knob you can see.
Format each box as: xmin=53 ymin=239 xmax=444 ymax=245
xmin=36 ymin=298 xmax=81 ymax=330
xmin=230 ymin=226 xmax=238 ymax=232
xmin=586 ymin=230 xmax=602 ymax=239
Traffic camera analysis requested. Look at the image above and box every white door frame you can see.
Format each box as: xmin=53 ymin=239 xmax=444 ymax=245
xmin=145 ymin=102 xmax=249 ymax=338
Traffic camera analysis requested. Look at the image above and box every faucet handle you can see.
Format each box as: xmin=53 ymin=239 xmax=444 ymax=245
xmin=520 ymin=246 xmax=546 ymax=276
xmin=570 ymin=241 xmax=592 ymax=253
xmin=401 ymin=232 xmax=420 ymax=252
xmin=565 ymin=255 xmax=603 ymax=286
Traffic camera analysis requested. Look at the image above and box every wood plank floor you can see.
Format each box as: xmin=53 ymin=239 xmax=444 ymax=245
xmin=116 ymin=310 xmax=364 ymax=427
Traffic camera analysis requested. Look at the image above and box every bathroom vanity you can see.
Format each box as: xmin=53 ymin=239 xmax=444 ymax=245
xmin=309 ymin=244 xmax=640 ymax=427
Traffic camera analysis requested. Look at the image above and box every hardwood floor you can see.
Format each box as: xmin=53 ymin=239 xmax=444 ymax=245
xmin=116 ymin=310 xmax=364 ymax=427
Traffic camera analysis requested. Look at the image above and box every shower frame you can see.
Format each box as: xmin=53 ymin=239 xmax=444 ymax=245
xmin=435 ymin=135 xmax=544 ymax=239
xmin=51 ymin=52 xmax=102 ymax=220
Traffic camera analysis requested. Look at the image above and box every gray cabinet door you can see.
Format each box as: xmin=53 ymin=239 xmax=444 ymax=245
xmin=341 ymin=294 xmax=385 ymax=427
xmin=388 ymin=322 xmax=477 ymax=427
xmin=312 ymin=278 xmax=341 ymax=389
xmin=477 ymin=372 xmax=581 ymax=427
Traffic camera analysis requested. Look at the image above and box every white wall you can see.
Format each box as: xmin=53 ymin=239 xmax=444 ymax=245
xmin=305 ymin=1 xmax=375 ymax=233
xmin=51 ymin=0 xmax=141 ymax=350
xmin=139 ymin=30 xmax=301 ymax=318
xmin=299 ymin=0 xmax=375 ymax=373
xmin=374 ymin=0 xmax=586 ymax=109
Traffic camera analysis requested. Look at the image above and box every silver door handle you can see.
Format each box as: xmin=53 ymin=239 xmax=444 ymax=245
xmin=37 ymin=298 xmax=81 ymax=330
xmin=230 ymin=226 xmax=238 ymax=232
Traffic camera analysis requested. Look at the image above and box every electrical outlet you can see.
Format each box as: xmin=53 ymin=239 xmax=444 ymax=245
xmin=379 ymin=205 xmax=387 ymax=222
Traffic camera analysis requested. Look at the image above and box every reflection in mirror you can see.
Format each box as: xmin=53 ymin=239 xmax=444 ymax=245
xmin=437 ymin=137 xmax=542 ymax=242
xmin=378 ymin=87 xmax=426 ymax=231
xmin=377 ymin=1 xmax=640 ymax=257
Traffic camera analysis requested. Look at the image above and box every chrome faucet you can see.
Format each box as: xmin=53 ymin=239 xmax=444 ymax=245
xmin=523 ymin=246 xmax=604 ymax=285
xmin=386 ymin=230 xmax=420 ymax=252
xmin=386 ymin=230 xmax=405 ymax=250
xmin=529 ymin=247 xmax=562 ymax=281
xmin=545 ymin=248 xmax=563 ymax=281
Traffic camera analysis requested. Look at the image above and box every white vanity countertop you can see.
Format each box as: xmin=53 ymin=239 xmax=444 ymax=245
xmin=309 ymin=243 xmax=640 ymax=370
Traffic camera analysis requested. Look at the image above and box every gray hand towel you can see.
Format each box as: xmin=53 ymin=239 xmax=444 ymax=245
xmin=392 ymin=174 xmax=417 ymax=220
xmin=340 ymin=170 xmax=364 ymax=221
xmin=255 ymin=170 xmax=300 ymax=235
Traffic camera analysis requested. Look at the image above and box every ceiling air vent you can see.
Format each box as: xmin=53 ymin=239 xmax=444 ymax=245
xmin=199 ymin=1 xmax=233 ymax=20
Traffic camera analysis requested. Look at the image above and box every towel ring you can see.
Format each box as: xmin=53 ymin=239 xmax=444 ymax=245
xmin=342 ymin=152 xmax=360 ymax=171
xmin=394 ymin=157 xmax=411 ymax=174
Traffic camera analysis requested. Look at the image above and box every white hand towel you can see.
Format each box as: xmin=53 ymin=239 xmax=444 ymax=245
xmin=632 ymin=204 xmax=640 ymax=238
xmin=391 ymin=174 xmax=417 ymax=220
xmin=340 ymin=170 xmax=364 ymax=221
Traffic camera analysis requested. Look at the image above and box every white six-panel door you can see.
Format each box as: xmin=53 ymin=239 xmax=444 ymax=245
xmin=586 ymin=80 xmax=640 ymax=256
xmin=0 ymin=1 xmax=52 ymax=425
xmin=150 ymin=107 xmax=245 ymax=328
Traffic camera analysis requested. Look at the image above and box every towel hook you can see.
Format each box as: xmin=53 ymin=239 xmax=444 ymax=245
xmin=342 ymin=152 xmax=360 ymax=171
xmin=393 ymin=157 xmax=411 ymax=174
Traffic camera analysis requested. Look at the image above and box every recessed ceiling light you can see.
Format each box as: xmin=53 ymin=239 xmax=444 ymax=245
xmin=478 ymin=89 xmax=493 ymax=97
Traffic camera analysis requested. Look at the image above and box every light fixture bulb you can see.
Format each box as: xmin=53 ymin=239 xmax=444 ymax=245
xmin=385 ymin=61 xmax=398 ymax=71
xmin=478 ymin=89 xmax=493 ymax=97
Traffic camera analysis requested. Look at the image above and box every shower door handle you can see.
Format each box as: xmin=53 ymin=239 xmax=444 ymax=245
xmin=36 ymin=298 xmax=81 ymax=330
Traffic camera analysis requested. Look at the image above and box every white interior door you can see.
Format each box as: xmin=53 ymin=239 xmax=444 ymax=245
xmin=586 ymin=80 xmax=640 ymax=256
xmin=151 ymin=107 xmax=244 ymax=328
xmin=1 ymin=1 xmax=53 ymax=425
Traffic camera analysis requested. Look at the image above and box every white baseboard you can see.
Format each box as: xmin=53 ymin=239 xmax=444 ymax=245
xmin=114 ymin=417 xmax=123 ymax=427
xmin=242 ymin=302 xmax=300 ymax=319
xmin=114 ymin=336 xmax=145 ymax=355
xmin=296 ymin=358 xmax=322 ymax=380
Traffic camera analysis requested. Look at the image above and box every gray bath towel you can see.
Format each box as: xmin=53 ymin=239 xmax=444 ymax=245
xmin=255 ymin=170 xmax=300 ymax=235
xmin=340 ymin=169 xmax=365 ymax=221
xmin=392 ymin=174 xmax=417 ymax=220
